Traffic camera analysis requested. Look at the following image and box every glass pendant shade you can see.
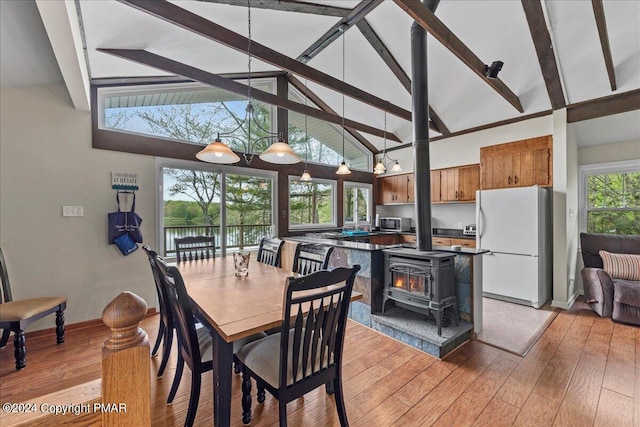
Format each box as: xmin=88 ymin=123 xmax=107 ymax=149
xmin=196 ymin=139 xmax=240 ymax=164
xmin=300 ymin=170 xmax=312 ymax=181
xmin=258 ymin=141 xmax=301 ymax=164
xmin=390 ymin=161 xmax=403 ymax=172
xmin=336 ymin=161 xmax=351 ymax=175
xmin=373 ymin=160 xmax=387 ymax=175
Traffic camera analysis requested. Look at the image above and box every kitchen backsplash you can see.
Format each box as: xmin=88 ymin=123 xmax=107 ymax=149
xmin=377 ymin=203 xmax=476 ymax=230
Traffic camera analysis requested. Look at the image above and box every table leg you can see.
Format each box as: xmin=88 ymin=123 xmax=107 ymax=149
xmin=213 ymin=332 xmax=233 ymax=427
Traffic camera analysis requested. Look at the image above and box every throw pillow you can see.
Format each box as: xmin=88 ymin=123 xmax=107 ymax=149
xmin=599 ymin=250 xmax=640 ymax=281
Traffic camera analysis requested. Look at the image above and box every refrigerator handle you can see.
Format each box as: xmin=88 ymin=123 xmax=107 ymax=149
xmin=476 ymin=189 xmax=482 ymax=248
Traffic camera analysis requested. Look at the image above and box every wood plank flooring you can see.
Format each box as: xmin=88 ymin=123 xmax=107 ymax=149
xmin=0 ymin=299 xmax=637 ymax=426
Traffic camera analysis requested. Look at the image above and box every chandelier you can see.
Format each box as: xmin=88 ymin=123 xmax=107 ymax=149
xmin=335 ymin=25 xmax=351 ymax=175
xmin=373 ymin=111 xmax=402 ymax=175
xmin=196 ymin=0 xmax=300 ymax=165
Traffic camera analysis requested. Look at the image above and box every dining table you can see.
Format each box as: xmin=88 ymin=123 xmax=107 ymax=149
xmin=174 ymin=255 xmax=362 ymax=427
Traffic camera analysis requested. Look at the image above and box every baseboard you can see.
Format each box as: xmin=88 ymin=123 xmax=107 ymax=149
xmin=20 ymin=308 xmax=157 ymax=340
xmin=551 ymin=290 xmax=581 ymax=310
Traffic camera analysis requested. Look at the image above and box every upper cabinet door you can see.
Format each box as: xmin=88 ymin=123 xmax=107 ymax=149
xmin=459 ymin=165 xmax=480 ymax=201
xmin=406 ymin=174 xmax=415 ymax=203
xmin=430 ymin=170 xmax=441 ymax=202
xmin=480 ymin=136 xmax=552 ymax=190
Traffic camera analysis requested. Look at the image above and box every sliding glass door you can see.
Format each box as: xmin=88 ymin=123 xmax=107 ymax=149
xmin=158 ymin=160 xmax=276 ymax=258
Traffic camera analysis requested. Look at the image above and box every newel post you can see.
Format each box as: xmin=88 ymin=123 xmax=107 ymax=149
xmin=101 ymin=292 xmax=151 ymax=427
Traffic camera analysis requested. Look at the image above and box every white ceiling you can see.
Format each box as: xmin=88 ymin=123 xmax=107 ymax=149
xmin=1 ymin=0 xmax=639 ymax=150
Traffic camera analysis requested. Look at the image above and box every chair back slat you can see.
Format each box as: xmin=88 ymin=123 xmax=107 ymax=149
xmin=141 ymin=246 xmax=172 ymax=333
xmin=280 ymin=265 xmax=359 ymax=389
xmin=154 ymin=257 xmax=202 ymax=371
xmin=0 ymin=247 xmax=12 ymax=303
xmin=174 ymin=236 xmax=216 ymax=263
xmin=257 ymin=238 xmax=284 ymax=267
xmin=293 ymin=244 xmax=333 ymax=275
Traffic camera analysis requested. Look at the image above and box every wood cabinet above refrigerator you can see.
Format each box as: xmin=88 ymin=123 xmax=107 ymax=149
xmin=480 ymin=136 xmax=553 ymax=190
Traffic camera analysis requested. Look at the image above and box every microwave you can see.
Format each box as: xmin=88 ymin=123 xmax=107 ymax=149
xmin=379 ymin=217 xmax=411 ymax=232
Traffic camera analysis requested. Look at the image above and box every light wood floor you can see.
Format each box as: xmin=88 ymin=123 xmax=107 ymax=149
xmin=0 ymin=299 xmax=638 ymax=426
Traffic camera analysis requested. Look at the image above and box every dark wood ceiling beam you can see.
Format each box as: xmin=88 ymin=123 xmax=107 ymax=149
xmin=393 ymin=0 xmax=524 ymax=113
xmin=567 ymin=89 xmax=640 ymax=123
xmin=287 ymin=74 xmax=381 ymax=153
xmin=296 ymin=0 xmax=383 ymax=63
xmin=197 ymin=0 xmax=349 ymax=17
xmin=98 ymin=48 xmax=402 ymax=142
xmin=355 ymin=19 xmax=449 ymax=135
xmin=521 ymin=0 xmax=566 ymax=110
xmin=117 ymin=0 xmax=412 ymax=122
xmin=356 ymin=19 xmax=411 ymax=92
xmin=592 ymin=0 xmax=617 ymax=91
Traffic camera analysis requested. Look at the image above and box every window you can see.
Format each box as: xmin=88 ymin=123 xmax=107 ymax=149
xmin=288 ymin=87 xmax=371 ymax=171
xmin=99 ymin=81 xmax=276 ymax=154
xmin=157 ymin=159 xmax=277 ymax=258
xmin=344 ymin=182 xmax=372 ymax=225
xmin=579 ymin=160 xmax=640 ymax=235
xmin=289 ymin=177 xmax=336 ymax=229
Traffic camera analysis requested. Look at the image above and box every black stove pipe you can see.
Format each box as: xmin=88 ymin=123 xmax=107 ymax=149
xmin=412 ymin=0 xmax=440 ymax=251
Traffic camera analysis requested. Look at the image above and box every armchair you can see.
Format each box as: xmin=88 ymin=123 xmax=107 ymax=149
xmin=580 ymin=233 xmax=640 ymax=325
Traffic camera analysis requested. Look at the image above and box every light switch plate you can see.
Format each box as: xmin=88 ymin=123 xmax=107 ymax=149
xmin=63 ymin=206 xmax=84 ymax=217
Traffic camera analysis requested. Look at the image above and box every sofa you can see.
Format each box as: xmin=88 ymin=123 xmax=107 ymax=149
xmin=580 ymin=233 xmax=640 ymax=325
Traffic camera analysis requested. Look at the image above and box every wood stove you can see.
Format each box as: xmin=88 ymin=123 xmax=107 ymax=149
xmin=382 ymin=248 xmax=458 ymax=336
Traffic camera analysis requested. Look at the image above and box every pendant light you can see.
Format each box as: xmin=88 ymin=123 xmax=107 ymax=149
xmin=373 ymin=110 xmax=402 ymax=175
xmin=197 ymin=0 xmax=300 ymax=165
xmin=300 ymin=79 xmax=312 ymax=181
xmin=336 ymin=25 xmax=351 ymax=175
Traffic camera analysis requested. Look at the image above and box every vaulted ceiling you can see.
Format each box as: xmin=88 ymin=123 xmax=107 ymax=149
xmin=2 ymin=0 xmax=639 ymax=151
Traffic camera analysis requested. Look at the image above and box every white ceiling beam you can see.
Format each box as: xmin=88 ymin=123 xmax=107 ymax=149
xmin=35 ymin=0 xmax=90 ymax=111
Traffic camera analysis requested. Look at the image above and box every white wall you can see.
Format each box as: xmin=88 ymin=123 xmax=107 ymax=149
xmin=390 ymin=115 xmax=554 ymax=172
xmin=578 ymin=139 xmax=640 ymax=165
xmin=377 ymin=203 xmax=475 ymax=230
xmin=0 ymin=84 xmax=157 ymax=330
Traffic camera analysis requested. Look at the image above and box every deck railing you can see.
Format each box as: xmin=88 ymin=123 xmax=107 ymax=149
xmin=163 ymin=224 xmax=271 ymax=257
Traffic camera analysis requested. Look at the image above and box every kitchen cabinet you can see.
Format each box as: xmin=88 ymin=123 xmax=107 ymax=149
xmin=480 ymin=136 xmax=552 ymax=190
xmin=431 ymin=164 xmax=480 ymax=203
xmin=369 ymin=233 xmax=415 ymax=245
xmin=378 ymin=173 xmax=414 ymax=204
xmin=369 ymin=234 xmax=401 ymax=245
xmin=400 ymin=234 xmax=416 ymax=243
xmin=430 ymin=170 xmax=441 ymax=202
xmin=432 ymin=237 xmax=476 ymax=248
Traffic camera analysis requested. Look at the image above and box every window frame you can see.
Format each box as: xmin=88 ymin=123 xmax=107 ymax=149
xmin=97 ymin=80 xmax=277 ymax=146
xmin=578 ymin=159 xmax=640 ymax=235
xmin=155 ymin=157 xmax=278 ymax=258
xmin=343 ymin=181 xmax=373 ymax=226
xmin=288 ymin=176 xmax=337 ymax=231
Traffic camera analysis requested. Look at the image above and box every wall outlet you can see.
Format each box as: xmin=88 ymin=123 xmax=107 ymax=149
xmin=457 ymin=222 xmax=463 ymax=229
xmin=63 ymin=206 xmax=84 ymax=217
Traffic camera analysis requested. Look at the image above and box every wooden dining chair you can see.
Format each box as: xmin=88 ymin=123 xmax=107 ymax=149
xmin=256 ymin=237 xmax=284 ymax=267
xmin=141 ymin=245 xmax=174 ymax=377
xmin=153 ymin=255 xmax=265 ymax=427
xmin=0 ymin=247 xmax=67 ymax=370
xmin=292 ymin=244 xmax=334 ymax=275
xmin=236 ymin=265 xmax=361 ymax=426
xmin=174 ymin=236 xmax=216 ymax=263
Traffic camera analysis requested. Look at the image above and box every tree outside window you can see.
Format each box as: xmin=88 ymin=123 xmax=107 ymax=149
xmin=289 ymin=178 xmax=335 ymax=228
xmin=585 ymin=171 xmax=640 ymax=235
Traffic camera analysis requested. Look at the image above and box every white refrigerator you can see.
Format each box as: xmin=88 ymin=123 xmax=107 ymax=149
xmin=476 ymin=186 xmax=552 ymax=308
